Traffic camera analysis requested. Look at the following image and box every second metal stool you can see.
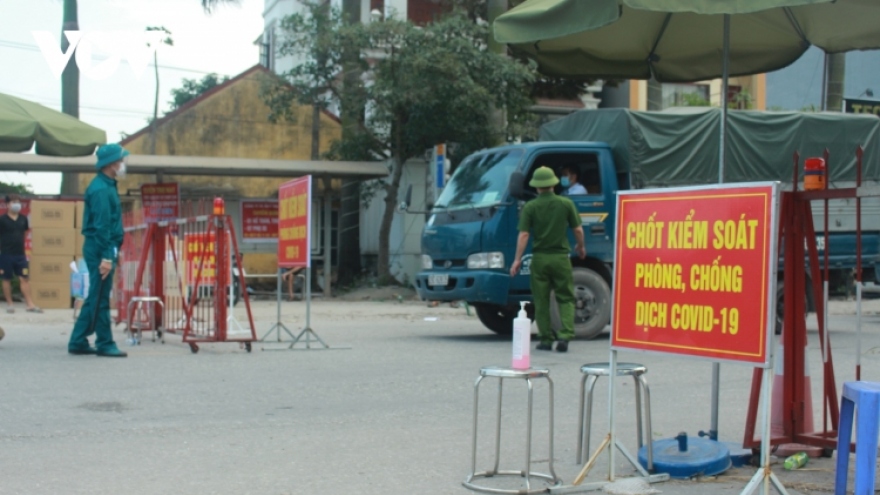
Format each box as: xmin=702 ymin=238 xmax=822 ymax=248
xmin=577 ymin=362 xmax=653 ymax=471
xmin=464 ymin=366 xmax=561 ymax=494
xmin=126 ymin=296 xmax=165 ymax=344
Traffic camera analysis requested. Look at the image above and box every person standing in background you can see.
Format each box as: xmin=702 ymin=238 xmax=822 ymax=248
xmin=510 ymin=166 xmax=586 ymax=352
xmin=0 ymin=194 xmax=41 ymax=314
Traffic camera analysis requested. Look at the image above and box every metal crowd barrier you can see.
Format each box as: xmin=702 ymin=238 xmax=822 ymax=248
xmin=118 ymin=211 xmax=258 ymax=353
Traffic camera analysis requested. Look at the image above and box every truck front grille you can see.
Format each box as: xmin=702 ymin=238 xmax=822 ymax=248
xmin=433 ymin=259 xmax=466 ymax=269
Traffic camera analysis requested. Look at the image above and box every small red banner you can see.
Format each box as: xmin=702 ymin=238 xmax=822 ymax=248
xmin=241 ymin=200 xmax=279 ymax=242
xmin=278 ymin=177 xmax=311 ymax=268
xmin=141 ymin=183 xmax=180 ymax=223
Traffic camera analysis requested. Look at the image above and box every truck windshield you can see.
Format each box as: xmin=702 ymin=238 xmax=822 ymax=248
xmin=435 ymin=149 xmax=524 ymax=211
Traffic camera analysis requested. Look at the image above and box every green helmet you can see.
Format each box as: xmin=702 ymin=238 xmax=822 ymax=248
xmin=529 ymin=166 xmax=559 ymax=188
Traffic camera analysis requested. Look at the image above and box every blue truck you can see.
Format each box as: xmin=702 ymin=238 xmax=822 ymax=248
xmin=412 ymin=108 xmax=880 ymax=337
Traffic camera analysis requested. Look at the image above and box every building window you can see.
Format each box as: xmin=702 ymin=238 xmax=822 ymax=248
xmin=408 ymin=0 xmax=447 ymax=25
xmin=260 ymin=25 xmax=275 ymax=71
xmin=662 ymin=83 xmax=710 ymax=108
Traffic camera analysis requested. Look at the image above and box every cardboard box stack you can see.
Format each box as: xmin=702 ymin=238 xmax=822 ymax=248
xmin=28 ymin=200 xmax=77 ymax=309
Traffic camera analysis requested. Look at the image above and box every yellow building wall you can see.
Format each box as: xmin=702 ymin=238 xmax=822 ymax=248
xmin=78 ymin=68 xmax=342 ymax=276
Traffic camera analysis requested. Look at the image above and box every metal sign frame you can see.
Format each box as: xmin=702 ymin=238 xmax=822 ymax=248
xmin=573 ymin=182 xmax=786 ymax=495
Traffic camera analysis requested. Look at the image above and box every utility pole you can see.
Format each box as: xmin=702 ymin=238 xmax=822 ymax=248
xmin=147 ymin=27 xmax=173 ymax=155
xmin=59 ymin=0 xmax=80 ymax=195
xmin=337 ymin=0 xmax=363 ymax=287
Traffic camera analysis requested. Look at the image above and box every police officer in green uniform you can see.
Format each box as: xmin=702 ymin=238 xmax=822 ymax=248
xmin=68 ymin=143 xmax=128 ymax=357
xmin=510 ymin=166 xmax=586 ymax=352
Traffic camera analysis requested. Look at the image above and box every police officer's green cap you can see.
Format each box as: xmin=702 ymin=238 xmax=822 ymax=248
xmin=95 ymin=143 xmax=130 ymax=170
xmin=529 ymin=166 xmax=559 ymax=188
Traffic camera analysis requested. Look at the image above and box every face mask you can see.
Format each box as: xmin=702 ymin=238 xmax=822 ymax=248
xmin=560 ymin=177 xmax=571 ymax=188
xmin=116 ymin=161 xmax=127 ymax=179
xmin=9 ymin=203 xmax=21 ymax=213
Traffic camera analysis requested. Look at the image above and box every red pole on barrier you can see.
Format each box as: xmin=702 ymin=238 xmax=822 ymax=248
xmin=214 ymin=215 xmax=228 ymax=342
xmin=151 ymin=223 xmax=165 ymax=329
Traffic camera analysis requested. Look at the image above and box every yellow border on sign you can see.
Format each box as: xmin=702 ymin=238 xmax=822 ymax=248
xmin=612 ymin=190 xmax=771 ymax=360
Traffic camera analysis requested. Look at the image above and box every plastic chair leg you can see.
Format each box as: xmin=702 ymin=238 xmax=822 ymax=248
xmin=835 ymin=397 xmax=855 ymax=495
xmin=854 ymin=392 xmax=879 ymax=495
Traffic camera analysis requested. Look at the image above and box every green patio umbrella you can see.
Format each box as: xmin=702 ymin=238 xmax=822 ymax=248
xmin=495 ymin=0 xmax=880 ymax=82
xmin=495 ymin=0 xmax=880 ymax=476
xmin=0 ymin=92 xmax=106 ymax=156
xmin=495 ymin=0 xmax=880 ymax=181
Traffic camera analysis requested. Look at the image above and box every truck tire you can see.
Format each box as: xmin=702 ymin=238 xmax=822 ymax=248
xmin=475 ymin=304 xmax=515 ymax=335
xmin=551 ymin=267 xmax=611 ymax=340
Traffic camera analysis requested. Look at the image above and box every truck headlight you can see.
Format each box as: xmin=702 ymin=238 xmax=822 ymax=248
xmin=421 ymin=255 xmax=433 ymax=270
xmin=467 ymin=252 xmax=505 ymax=269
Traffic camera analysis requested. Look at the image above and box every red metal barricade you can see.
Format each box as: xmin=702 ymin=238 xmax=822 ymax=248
xmin=117 ymin=211 xmax=257 ymax=353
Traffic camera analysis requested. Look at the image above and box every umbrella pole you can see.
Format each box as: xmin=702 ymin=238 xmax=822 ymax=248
xmin=719 ymin=14 xmax=729 ymax=184
xmin=710 ymin=13 xmax=731 ymax=444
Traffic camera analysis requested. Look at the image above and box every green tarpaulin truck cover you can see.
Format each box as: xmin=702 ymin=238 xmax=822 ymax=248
xmin=539 ymin=107 xmax=880 ymax=187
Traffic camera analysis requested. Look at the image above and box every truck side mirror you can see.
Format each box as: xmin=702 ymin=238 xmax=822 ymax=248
xmin=508 ymin=172 xmax=527 ymax=200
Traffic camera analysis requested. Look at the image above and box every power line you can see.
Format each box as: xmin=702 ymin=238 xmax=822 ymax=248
xmin=0 ymin=90 xmax=153 ymax=116
xmin=0 ymin=39 xmax=235 ymax=77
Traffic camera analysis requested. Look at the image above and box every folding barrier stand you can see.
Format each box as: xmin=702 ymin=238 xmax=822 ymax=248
xmin=743 ymin=148 xmax=877 ymax=454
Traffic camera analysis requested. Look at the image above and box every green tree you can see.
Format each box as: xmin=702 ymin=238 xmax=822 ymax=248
xmin=682 ymin=92 xmax=711 ymax=107
xmin=265 ymin=3 xmax=535 ymax=282
xmin=0 ymin=181 xmax=33 ymax=195
xmin=201 ymin=0 xmax=239 ymax=12
xmin=168 ymin=73 xmax=230 ymax=112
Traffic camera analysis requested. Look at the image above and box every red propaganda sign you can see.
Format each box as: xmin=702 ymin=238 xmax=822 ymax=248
xmin=241 ymin=200 xmax=279 ymax=242
xmin=184 ymin=232 xmax=217 ymax=286
xmin=278 ymin=176 xmax=311 ymax=268
xmin=141 ymin=183 xmax=180 ymax=223
xmin=611 ymin=183 xmax=779 ymax=366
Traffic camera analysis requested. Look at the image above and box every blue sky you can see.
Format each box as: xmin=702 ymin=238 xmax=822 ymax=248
xmin=0 ymin=0 xmax=265 ymax=193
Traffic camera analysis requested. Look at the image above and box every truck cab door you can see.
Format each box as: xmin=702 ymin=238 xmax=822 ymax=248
xmin=564 ymin=150 xmax=616 ymax=263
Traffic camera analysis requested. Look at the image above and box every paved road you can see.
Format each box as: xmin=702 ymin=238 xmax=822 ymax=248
xmin=0 ymin=300 xmax=876 ymax=494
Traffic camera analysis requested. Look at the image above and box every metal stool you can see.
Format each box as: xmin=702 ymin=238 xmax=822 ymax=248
xmin=464 ymin=366 xmax=561 ymax=494
xmin=126 ymin=296 xmax=165 ymax=344
xmin=577 ymin=362 xmax=653 ymax=471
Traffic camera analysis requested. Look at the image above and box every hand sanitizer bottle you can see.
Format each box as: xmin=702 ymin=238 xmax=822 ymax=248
xmin=512 ymin=302 xmax=530 ymax=370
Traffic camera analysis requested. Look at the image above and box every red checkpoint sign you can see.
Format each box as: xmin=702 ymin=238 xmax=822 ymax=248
xmin=278 ymin=176 xmax=311 ymax=268
xmin=241 ymin=200 xmax=279 ymax=242
xmin=611 ymin=184 xmax=778 ymax=366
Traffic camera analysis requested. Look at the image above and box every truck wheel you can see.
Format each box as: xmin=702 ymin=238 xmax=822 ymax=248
xmin=475 ymin=304 xmax=515 ymax=335
xmin=551 ymin=267 xmax=611 ymax=340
